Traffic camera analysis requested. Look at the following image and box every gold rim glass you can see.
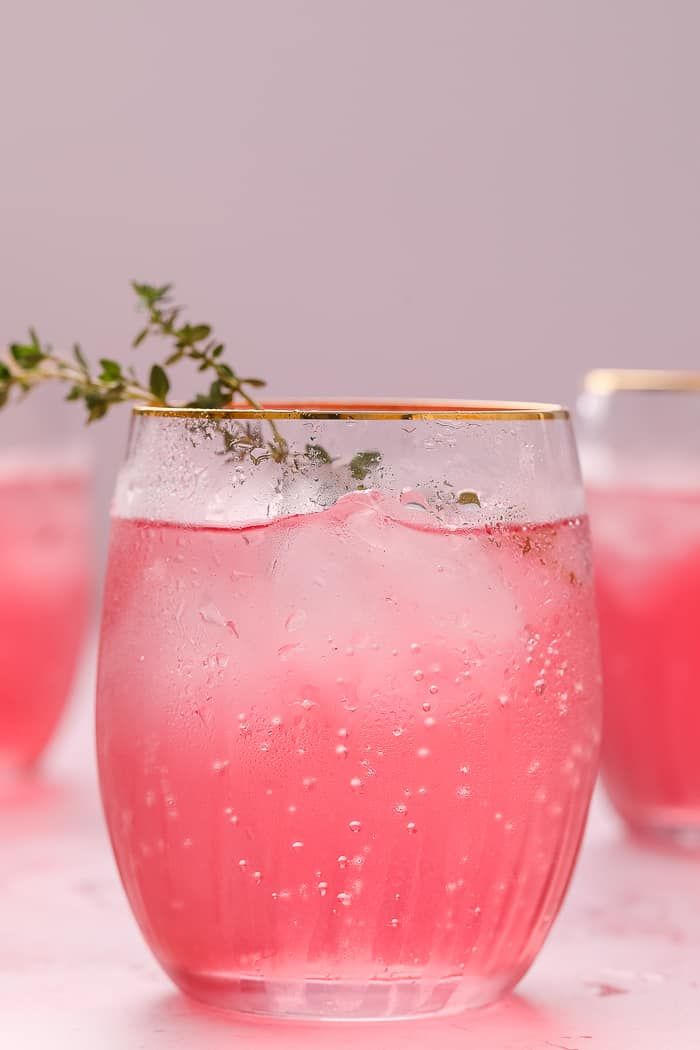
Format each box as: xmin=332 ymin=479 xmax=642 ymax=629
xmin=584 ymin=369 xmax=700 ymax=395
xmin=133 ymin=398 xmax=569 ymax=421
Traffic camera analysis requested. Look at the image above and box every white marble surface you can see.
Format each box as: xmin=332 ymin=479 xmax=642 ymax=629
xmin=2 ymin=652 xmax=699 ymax=1049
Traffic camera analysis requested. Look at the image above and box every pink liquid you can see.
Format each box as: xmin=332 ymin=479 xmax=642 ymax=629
xmin=588 ymin=486 xmax=700 ymax=836
xmin=0 ymin=469 xmax=90 ymax=772
xmin=97 ymin=493 xmax=600 ymax=1018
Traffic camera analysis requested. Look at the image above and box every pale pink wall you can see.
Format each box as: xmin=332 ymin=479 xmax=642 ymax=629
xmin=2 ymin=1 xmax=699 ymax=534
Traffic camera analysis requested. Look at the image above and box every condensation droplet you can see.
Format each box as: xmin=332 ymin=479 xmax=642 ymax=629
xmin=456 ymin=785 xmax=471 ymax=799
xmin=394 ymin=802 xmax=408 ymax=815
xmin=302 ymin=776 xmax=317 ymax=790
xmin=424 ymin=716 xmax=436 ymax=728
xmin=350 ymin=777 xmax=362 ymax=790
xmin=349 ymin=820 xmax=362 ymax=833
xmin=388 ymin=917 xmax=400 ymax=928
xmin=337 ymin=892 xmax=352 ymax=907
xmin=285 ymin=609 xmax=307 ymax=632
xmin=336 ymin=744 xmax=349 ymax=758
xmin=417 ymin=747 xmax=430 ymax=759
xmin=413 ymin=670 xmax=424 ymax=682
xmin=337 ymin=855 xmax=348 ymax=868
xmin=291 ymin=841 xmax=304 ymax=850
xmin=406 ymin=821 xmax=417 ymax=834
xmin=422 ymin=701 xmax=432 ymax=712
xmin=429 ymin=685 xmax=439 ymax=695
xmin=318 ymin=881 xmax=328 ymax=896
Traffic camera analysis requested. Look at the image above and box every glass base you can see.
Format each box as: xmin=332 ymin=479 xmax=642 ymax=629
xmin=631 ymin=820 xmax=700 ymax=852
xmin=170 ymin=970 xmax=512 ymax=1021
xmin=617 ymin=800 xmax=700 ymax=851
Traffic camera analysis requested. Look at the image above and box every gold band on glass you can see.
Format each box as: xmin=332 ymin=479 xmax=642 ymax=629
xmin=584 ymin=369 xmax=700 ymax=394
xmin=133 ymin=400 xmax=569 ymax=422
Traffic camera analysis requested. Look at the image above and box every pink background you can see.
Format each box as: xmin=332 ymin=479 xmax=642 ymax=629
xmin=2 ymin=1 xmax=699 ymax=530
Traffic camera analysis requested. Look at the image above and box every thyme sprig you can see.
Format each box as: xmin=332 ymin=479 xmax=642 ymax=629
xmin=0 ymin=281 xmax=288 ymax=461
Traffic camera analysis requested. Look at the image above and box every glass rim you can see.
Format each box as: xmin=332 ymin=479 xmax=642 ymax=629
xmin=132 ymin=399 xmax=569 ymax=422
xmin=584 ymin=369 xmax=700 ymax=394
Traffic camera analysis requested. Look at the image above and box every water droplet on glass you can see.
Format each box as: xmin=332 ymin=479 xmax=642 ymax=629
xmin=252 ymin=870 xmax=262 ymax=884
xmin=499 ymin=694 xmax=509 ymax=707
xmin=291 ymin=841 xmax=304 ymax=850
xmin=350 ymin=777 xmax=362 ymax=790
xmin=302 ymin=776 xmax=317 ymax=790
xmin=337 ymin=855 xmax=348 ymax=868
xmin=337 ymin=892 xmax=352 ymax=907
xmin=417 ymin=747 xmax=430 ymax=759
xmin=422 ymin=701 xmax=432 ymax=712
xmin=238 ymin=859 xmax=248 ymax=870
xmin=336 ymin=744 xmax=349 ymax=758
xmin=285 ymin=609 xmax=307 ymax=632
xmin=349 ymin=820 xmax=362 ymax=833
xmin=456 ymin=785 xmax=471 ymax=799
xmin=300 ymin=697 xmax=315 ymax=711
xmin=394 ymin=802 xmax=408 ymax=815
xmin=429 ymin=685 xmax=439 ymax=695
xmin=406 ymin=821 xmax=417 ymax=834
xmin=318 ymin=881 xmax=328 ymax=896
xmin=424 ymin=716 xmax=436 ymax=728
xmin=388 ymin=917 xmax=400 ymax=928
xmin=413 ymin=670 xmax=424 ymax=682
xmin=392 ymin=726 xmax=405 ymax=737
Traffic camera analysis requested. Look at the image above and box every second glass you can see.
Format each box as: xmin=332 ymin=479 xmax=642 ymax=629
xmin=97 ymin=400 xmax=601 ymax=1020
xmin=579 ymin=370 xmax=700 ymax=844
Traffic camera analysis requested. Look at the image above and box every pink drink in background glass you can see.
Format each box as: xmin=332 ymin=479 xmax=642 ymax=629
xmin=588 ymin=486 xmax=700 ymax=834
xmin=98 ymin=487 xmax=600 ymax=1017
xmin=0 ymin=466 xmax=90 ymax=773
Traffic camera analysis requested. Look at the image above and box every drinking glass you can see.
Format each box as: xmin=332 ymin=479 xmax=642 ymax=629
xmin=97 ymin=400 xmax=601 ymax=1020
xmin=578 ymin=370 xmax=700 ymax=844
xmin=0 ymin=396 xmax=91 ymax=776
